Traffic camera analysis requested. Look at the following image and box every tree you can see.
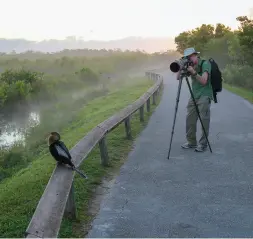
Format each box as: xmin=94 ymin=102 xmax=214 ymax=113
xmin=236 ymin=16 xmax=253 ymax=65
xmin=227 ymin=32 xmax=246 ymax=65
xmin=190 ymin=24 xmax=215 ymax=52
xmin=174 ymin=31 xmax=193 ymax=54
xmin=175 ymin=24 xmax=215 ymax=54
xmin=76 ymin=67 xmax=99 ymax=86
xmin=203 ymin=34 xmax=232 ymax=69
xmin=215 ymin=23 xmax=232 ymax=38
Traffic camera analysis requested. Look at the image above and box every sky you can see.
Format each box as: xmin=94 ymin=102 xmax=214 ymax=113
xmin=0 ymin=0 xmax=252 ymax=41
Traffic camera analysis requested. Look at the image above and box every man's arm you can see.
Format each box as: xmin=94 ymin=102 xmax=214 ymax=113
xmin=193 ymin=60 xmax=211 ymax=85
xmin=194 ymin=71 xmax=208 ymax=85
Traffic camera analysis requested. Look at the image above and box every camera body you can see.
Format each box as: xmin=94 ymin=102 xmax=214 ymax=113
xmin=170 ymin=57 xmax=193 ymax=76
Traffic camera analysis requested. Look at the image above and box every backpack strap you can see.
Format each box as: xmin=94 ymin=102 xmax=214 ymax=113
xmin=198 ymin=59 xmax=205 ymax=74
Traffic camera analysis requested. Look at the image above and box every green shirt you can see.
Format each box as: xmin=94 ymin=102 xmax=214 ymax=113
xmin=191 ymin=58 xmax=213 ymax=100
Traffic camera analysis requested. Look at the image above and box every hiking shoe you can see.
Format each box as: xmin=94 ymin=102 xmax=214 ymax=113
xmin=195 ymin=144 xmax=207 ymax=152
xmin=181 ymin=142 xmax=197 ymax=149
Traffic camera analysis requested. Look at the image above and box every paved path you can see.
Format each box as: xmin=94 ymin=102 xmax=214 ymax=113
xmin=87 ymin=71 xmax=253 ymax=237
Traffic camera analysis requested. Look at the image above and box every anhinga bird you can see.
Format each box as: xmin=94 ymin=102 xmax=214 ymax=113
xmin=48 ymin=132 xmax=88 ymax=179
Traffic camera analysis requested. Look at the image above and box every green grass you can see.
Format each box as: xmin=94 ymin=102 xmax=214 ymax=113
xmin=224 ymin=83 xmax=253 ymax=103
xmin=0 ymin=77 xmax=163 ymax=238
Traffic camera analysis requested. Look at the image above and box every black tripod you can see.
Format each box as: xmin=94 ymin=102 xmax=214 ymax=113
xmin=167 ymin=73 xmax=212 ymax=160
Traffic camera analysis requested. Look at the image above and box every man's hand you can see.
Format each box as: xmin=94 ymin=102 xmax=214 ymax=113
xmin=187 ymin=66 xmax=196 ymax=75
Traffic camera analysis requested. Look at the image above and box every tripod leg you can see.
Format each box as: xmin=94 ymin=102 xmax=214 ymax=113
xmin=167 ymin=76 xmax=183 ymax=159
xmin=185 ymin=77 xmax=212 ymax=153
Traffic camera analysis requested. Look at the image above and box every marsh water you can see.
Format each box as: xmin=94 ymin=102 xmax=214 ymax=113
xmin=0 ymin=107 xmax=41 ymax=148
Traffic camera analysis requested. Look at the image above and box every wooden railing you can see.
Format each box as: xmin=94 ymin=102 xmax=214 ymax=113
xmin=25 ymin=70 xmax=164 ymax=238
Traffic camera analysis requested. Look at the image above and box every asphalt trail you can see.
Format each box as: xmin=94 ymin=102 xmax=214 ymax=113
xmin=87 ymin=71 xmax=253 ymax=237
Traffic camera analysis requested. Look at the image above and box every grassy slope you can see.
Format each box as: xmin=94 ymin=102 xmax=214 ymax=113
xmin=223 ymin=83 xmax=253 ymax=104
xmin=0 ymin=77 xmax=162 ymax=238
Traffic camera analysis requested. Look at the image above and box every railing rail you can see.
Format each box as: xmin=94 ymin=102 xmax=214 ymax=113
xmin=25 ymin=70 xmax=164 ymax=238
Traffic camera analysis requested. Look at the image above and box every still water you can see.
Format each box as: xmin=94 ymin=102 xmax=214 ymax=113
xmin=0 ymin=110 xmax=40 ymax=148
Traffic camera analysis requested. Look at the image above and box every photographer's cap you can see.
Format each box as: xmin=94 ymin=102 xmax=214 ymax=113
xmin=183 ymin=47 xmax=200 ymax=57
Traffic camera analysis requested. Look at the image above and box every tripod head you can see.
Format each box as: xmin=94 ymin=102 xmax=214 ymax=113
xmin=179 ymin=71 xmax=191 ymax=78
xmin=170 ymin=56 xmax=193 ymax=78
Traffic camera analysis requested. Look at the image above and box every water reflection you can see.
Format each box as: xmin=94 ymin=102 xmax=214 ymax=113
xmin=28 ymin=112 xmax=40 ymax=127
xmin=0 ymin=111 xmax=40 ymax=148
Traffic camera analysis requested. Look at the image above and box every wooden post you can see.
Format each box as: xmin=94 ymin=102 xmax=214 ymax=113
xmin=99 ymin=136 xmax=109 ymax=166
xmin=152 ymin=92 xmax=156 ymax=105
xmin=147 ymin=98 xmax=151 ymax=112
xmin=160 ymin=83 xmax=163 ymax=92
xmin=139 ymin=105 xmax=144 ymax=122
xmin=124 ymin=117 xmax=132 ymax=139
xmin=64 ymin=182 xmax=76 ymax=219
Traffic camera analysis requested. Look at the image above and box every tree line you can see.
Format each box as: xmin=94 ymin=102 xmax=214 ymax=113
xmin=174 ymin=16 xmax=253 ymax=90
xmin=0 ymin=49 xmax=177 ymax=109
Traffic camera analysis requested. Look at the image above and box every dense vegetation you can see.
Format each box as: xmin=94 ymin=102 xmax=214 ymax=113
xmin=0 ymin=49 xmax=173 ymax=108
xmin=174 ymin=15 xmax=253 ymax=91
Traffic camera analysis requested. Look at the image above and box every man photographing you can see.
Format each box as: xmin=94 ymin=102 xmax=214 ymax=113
xmin=177 ymin=47 xmax=213 ymax=152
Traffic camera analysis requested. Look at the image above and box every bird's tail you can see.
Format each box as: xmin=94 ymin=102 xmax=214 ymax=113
xmin=72 ymin=167 xmax=88 ymax=179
